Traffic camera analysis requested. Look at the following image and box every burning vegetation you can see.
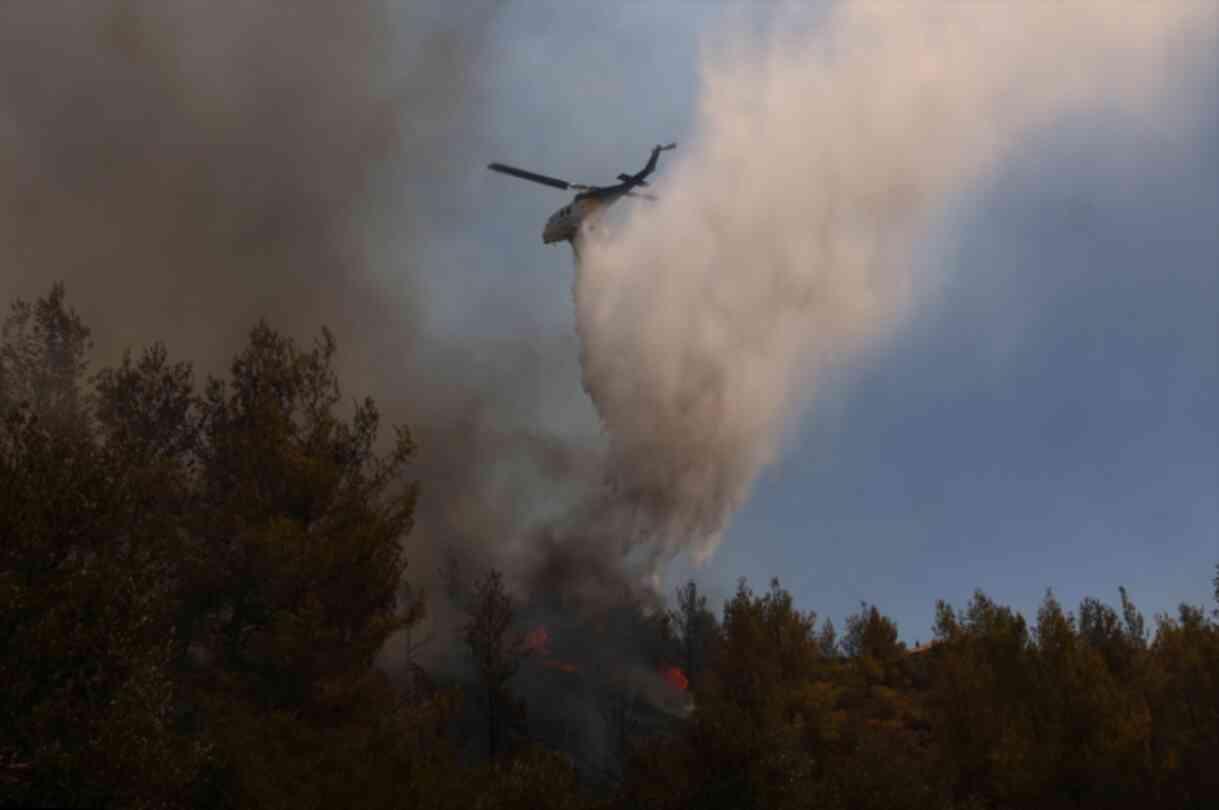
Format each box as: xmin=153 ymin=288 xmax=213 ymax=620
xmin=2 ymin=285 xmax=1219 ymax=809
xmin=660 ymin=665 xmax=689 ymax=692
xmin=3 ymin=0 xmax=1217 ymax=806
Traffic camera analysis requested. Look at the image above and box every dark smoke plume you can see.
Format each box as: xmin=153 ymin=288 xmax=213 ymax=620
xmin=0 ymin=0 xmax=659 ymax=670
xmin=0 ymin=0 xmax=489 ymax=383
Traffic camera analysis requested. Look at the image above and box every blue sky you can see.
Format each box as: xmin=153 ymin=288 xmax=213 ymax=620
xmin=708 ymin=112 xmax=1218 ymax=639
xmin=437 ymin=1 xmax=1217 ymax=640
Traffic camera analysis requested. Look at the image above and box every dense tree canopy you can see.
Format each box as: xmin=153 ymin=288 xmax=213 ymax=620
xmin=3 ymin=284 xmax=1217 ymax=809
xmin=1 ymin=286 xmax=424 ymax=809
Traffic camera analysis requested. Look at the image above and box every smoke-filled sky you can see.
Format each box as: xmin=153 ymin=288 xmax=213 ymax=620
xmin=2 ymin=0 xmax=1216 ymax=642
xmin=483 ymin=0 xmax=1219 ymax=636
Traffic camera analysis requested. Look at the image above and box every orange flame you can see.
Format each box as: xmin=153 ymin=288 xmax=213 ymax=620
xmin=526 ymin=625 xmax=579 ymax=673
xmin=662 ymin=665 xmax=689 ymax=691
xmin=524 ymin=625 xmax=550 ymax=655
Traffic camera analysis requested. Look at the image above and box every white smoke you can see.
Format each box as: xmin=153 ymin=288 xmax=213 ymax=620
xmin=577 ymin=0 xmax=1215 ymax=563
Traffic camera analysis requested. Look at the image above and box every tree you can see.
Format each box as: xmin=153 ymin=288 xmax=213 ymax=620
xmin=832 ymin=602 xmax=938 ymax=810
xmin=816 ymin=618 xmax=838 ymax=659
xmin=10 ymin=286 xmax=1219 ymax=809
xmin=463 ymin=569 xmax=530 ymax=759
xmin=1120 ymin=586 xmax=1149 ymax=648
xmin=0 ymin=282 xmax=91 ymax=430
xmin=94 ymin=342 xmax=200 ymax=474
xmin=842 ymin=603 xmax=899 ymax=659
xmin=1213 ymin=564 xmax=1218 ymax=618
xmin=667 ymin=580 xmax=718 ymax=690
xmin=929 ymin=591 xmax=1039 ymax=806
xmin=471 ymin=745 xmax=596 ymax=810
xmin=174 ymin=321 xmax=419 ymax=809
xmin=624 ymin=580 xmax=940 ymax=810
xmin=1145 ymin=603 xmax=1219 ymax=807
xmin=676 ymin=578 xmax=825 ymax=809
xmin=0 ymin=286 xmax=204 ymax=808
xmin=842 ymin=602 xmax=904 ymax=692
xmin=3 ymin=292 xmax=426 ymax=808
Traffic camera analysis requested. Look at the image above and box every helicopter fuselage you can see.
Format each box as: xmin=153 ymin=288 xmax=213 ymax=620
xmin=542 ymin=191 xmax=622 ymax=244
xmin=488 ymin=142 xmax=674 ymax=247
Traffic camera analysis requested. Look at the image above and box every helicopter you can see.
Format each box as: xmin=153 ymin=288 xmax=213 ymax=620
xmin=487 ymin=143 xmax=677 ymax=251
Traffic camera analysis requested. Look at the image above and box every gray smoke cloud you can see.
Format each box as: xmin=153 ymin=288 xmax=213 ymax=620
xmin=4 ymin=0 xmax=1215 ymax=692
xmin=0 ymin=0 xmax=658 ymax=669
xmin=0 ymin=0 xmax=563 ymax=654
xmin=577 ymin=0 xmax=1217 ymax=564
xmin=0 ymin=0 xmax=490 ymax=385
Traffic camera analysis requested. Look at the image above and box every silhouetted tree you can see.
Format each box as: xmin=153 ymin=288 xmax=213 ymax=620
xmin=1145 ymin=602 xmax=1219 ymax=807
xmin=1213 ymin=564 xmax=1218 ymax=617
xmin=8 ymin=286 xmax=1219 ymax=810
xmin=678 ymin=578 xmax=825 ymax=809
xmin=0 ymin=287 xmax=204 ymax=808
xmin=463 ymin=569 xmax=529 ymax=759
xmin=816 ymin=617 xmax=838 ymax=659
xmin=929 ymin=592 xmax=1038 ymax=806
xmin=175 ymin=321 xmax=419 ymax=809
xmin=667 ymin=580 xmax=718 ymax=690
xmin=0 ymin=282 xmax=91 ymax=431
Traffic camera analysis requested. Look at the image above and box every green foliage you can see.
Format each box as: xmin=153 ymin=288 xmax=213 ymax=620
xmin=184 ymin=322 xmax=415 ymax=697
xmin=1144 ymin=604 xmax=1219 ymax=806
xmin=0 ymin=288 xmax=203 ymax=808
xmin=842 ymin=602 xmax=901 ymax=661
xmin=474 ymin=746 xmax=596 ymax=810
xmin=177 ymin=322 xmax=419 ymax=807
xmin=624 ymin=581 xmax=943 ymax=810
xmin=622 ymin=579 xmax=1219 ymax=810
xmin=923 ymin=588 xmax=1219 ymax=809
xmin=0 ymin=282 xmax=92 ymax=431
xmin=5 ymin=284 xmax=1219 ymax=810
xmin=653 ymin=579 xmax=828 ymax=809
xmin=928 ymin=592 xmax=1039 ymax=804
xmin=2 ymin=286 xmax=423 ymax=808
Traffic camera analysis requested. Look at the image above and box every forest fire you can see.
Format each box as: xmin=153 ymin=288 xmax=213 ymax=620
xmin=524 ymin=625 xmax=550 ymax=656
xmin=661 ymin=665 xmax=689 ymax=692
xmin=528 ymin=625 xmax=685 ymax=686
xmin=525 ymin=625 xmax=580 ymax=674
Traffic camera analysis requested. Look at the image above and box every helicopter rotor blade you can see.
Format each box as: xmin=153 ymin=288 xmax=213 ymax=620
xmin=487 ymin=162 xmax=573 ymax=190
xmin=626 ymin=191 xmax=658 ymax=201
